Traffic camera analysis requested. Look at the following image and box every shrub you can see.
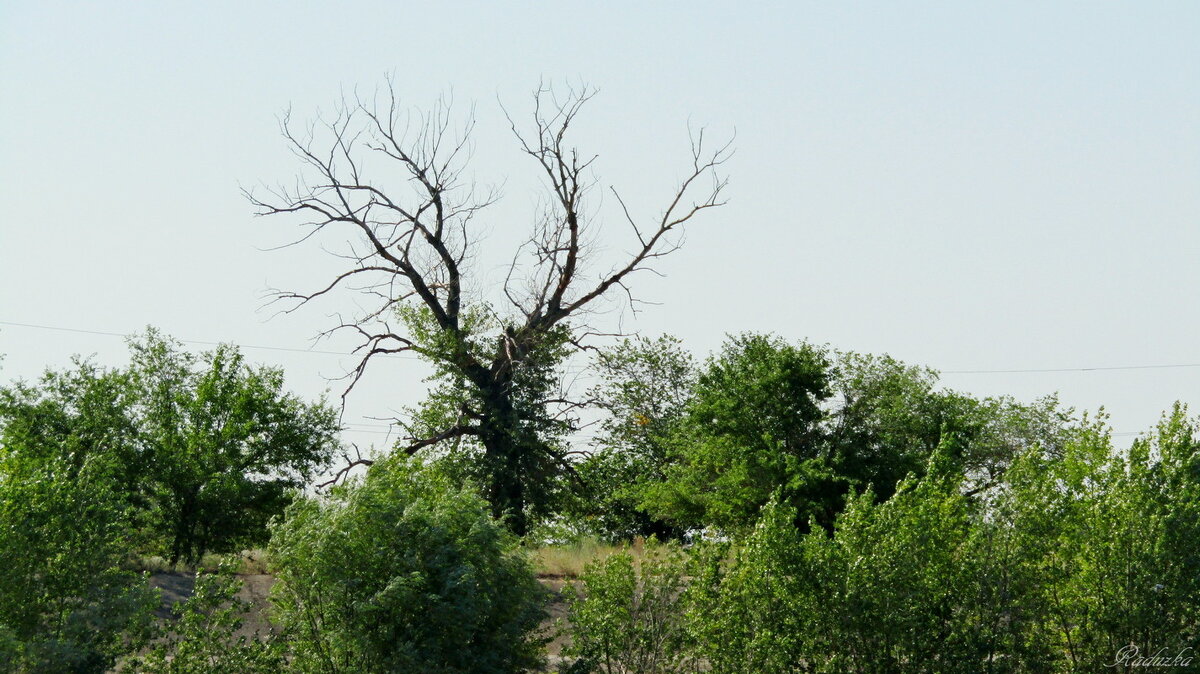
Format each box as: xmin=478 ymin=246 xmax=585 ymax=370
xmin=268 ymin=456 xmax=548 ymax=673
xmin=999 ymin=408 xmax=1200 ymax=669
xmin=128 ymin=563 xmax=285 ymax=674
xmin=0 ymin=450 xmax=156 ymax=673
xmin=796 ymin=449 xmax=987 ymax=672
xmin=685 ymin=446 xmax=989 ymax=673
xmin=562 ymin=543 xmax=692 ymax=673
xmin=684 ymin=497 xmax=808 ymax=674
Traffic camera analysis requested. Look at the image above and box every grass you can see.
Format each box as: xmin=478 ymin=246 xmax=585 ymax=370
xmin=126 ymin=539 xmax=652 ymax=578
xmin=531 ymin=537 xmax=652 ymax=578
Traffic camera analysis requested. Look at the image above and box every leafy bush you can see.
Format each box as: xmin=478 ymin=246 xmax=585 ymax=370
xmin=0 ymin=449 xmax=156 ymax=673
xmin=995 ymin=408 xmax=1200 ymax=669
xmin=562 ymin=543 xmax=692 ymax=673
xmin=268 ymin=456 xmax=548 ymax=673
xmin=684 ymin=497 xmax=808 ymax=674
xmin=791 ymin=446 xmax=989 ymax=672
xmin=685 ymin=444 xmax=1043 ymax=673
xmin=683 ymin=409 xmax=1200 ymax=672
xmin=128 ymin=563 xmax=285 ymax=674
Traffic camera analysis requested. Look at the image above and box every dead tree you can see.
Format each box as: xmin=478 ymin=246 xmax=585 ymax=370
xmin=249 ymin=82 xmax=730 ymax=535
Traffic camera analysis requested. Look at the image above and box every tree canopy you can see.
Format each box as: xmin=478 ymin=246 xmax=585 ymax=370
xmin=0 ymin=329 xmax=340 ymax=565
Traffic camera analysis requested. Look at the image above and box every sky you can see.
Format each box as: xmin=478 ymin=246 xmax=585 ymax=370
xmin=1 ymin=2 xmax=1198 ymax=454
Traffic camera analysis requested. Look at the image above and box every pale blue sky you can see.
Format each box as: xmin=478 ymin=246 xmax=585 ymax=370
xmin=2 ymin=2 xmax=1198 ymax=450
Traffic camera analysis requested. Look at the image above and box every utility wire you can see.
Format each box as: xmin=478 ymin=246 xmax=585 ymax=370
xmin=5 ymin=319 xmax=1200 ymax=375
xmin=4 ymin=321 xmax=1162 ymax=442
xmin=943 ymin=363 xmax=1200 ymax=375
xmin=0 ymin=320 xmax=419 ymax=360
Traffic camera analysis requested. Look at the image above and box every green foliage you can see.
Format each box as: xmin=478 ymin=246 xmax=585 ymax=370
xmin=562 ymin=543 xmax=693 ymax=674
xmin=129 ymin=564 xmax=285 ymax=674
xmin=398 ymin=303 xmax=579 ymax=533
xmin=570 ymin=335 xmax=695 ymax=541
xmin=9 ymin=321 xmax=1197 ymax=672
xmin=0 ymin=329 xmax=340 ymax=565
xmin=0 ymin=446 xmax=156 ymax=673
xmin=682 ymin=406 xmax=1200 ymax=672
xmin=991 ymin=407 xmax=1200 ymax=669
xmin=0 ymin=624 xmax=21 ymax=672
xmin=0 ymin=360 xmax=138 ymax=468
xmin=682 ymin=448 xmax=1007 ymax=673
xmin=128 ymin=329 xmax=339 ymax=564
xmin=797 ymin=446 xmax=990 ymax=672
xmin=643 ymin=333 xmax=841 ymax=532
xmin=268 ymin=455 xmax=548 ymax=673
xmin=684 ymin=497 xmax=808 ymax=673
xmin=823 ymin=352 xmax=945 ymax=501
xmin=643 ymin=335 xmax=1071 ymax=536
xmin=691 ymin=334 xmax=831 ymax=451
xmin=0 ymin=359 xmax=148 ymax=534
xmin=133 ymin=328 xmax=340 ymax=561
xmin=590 ymin=336 xmax=697 ymax=465
xmin=916 ymin=390 xmax=1071 ymax=497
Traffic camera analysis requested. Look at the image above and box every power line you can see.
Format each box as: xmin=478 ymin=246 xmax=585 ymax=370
xmin=4 ymin=320 xmax=1163 ymax=444
xmin=943 ymin=363 xmax=1200 ymax=375
xmin=5 ymin=318 xmax=1200 ymax=376
xmin=0 ymin=320 xmax=419 ymax=360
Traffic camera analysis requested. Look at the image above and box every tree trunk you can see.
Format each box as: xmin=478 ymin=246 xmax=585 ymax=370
xmin=491 ymin=443 xmax=528 ymax=537
xmin=169 ymin=488 xmax=200 ymax=567
xmin=478 ymin=381 xmax=529 ymax=537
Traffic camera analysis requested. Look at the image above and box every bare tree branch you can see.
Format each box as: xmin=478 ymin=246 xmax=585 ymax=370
xmin=255 ymin=82 xmax=730 ymax=533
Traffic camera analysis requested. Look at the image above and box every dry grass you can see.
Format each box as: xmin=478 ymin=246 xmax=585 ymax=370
xmin=125 ymin=549 xmax=270 ymax=575
xmin=131 ymin=539 xmax=653 ymax=579
xmin=530 ymin=537 xmax=652 ymax=578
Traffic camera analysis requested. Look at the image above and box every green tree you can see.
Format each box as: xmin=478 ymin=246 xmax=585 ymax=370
xmin=646 ymin=335 xmax=1072 ymax=534
xmin=827 ymin=352 xmax=1070 ymax=500
xmin=127 ymin=330 xmax=339 ymax=564
xmin=643 ymin=333 xmax=842 ymax=532
xmin=571 ymin=335 xmax=696 ymax=540
xmin=268 ymin=455 xmax=548 ymax=673
xmin=250 ymin=84 xmax=730 ymax=535
xmin=0 ymin=333 xmax=340 ymax=565
xmin=823 ymin=352 xmax=944 ymax=502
